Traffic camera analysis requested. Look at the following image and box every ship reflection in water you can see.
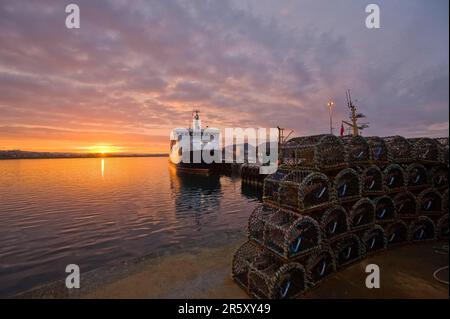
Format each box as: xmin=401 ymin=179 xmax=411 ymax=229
xmin=0 ymin=157 xmax=261 ymax=297
xmin=168 ymin=165 xmax=222 ymax=230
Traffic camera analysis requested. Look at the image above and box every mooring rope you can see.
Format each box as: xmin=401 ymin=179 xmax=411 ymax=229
xmin=433 ymin=245 xmax=449 ymax=285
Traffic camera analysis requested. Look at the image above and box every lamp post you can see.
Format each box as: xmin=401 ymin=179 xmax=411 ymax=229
xmin=327 ymin=101 xmax=335 ymax=135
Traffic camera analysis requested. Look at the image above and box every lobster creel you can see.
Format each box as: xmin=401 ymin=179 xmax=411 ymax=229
xmin=429 ymin=165 xmax=449 ymax=190
xmin=434 ymin=137 xmax=449 ymax=165
xmin=373 ymin=195 xmax=397 ymax=223
xmin=393 ymin=192 xmax=418 ymax=217
xmin=383 ymin=136 xmax=412 ymax=163
xmin=341 ymin=135 xmax=371 ymax=165
xmin=360 ymin=165 xmax=385 ymax=196
xmin=383 ymin=164 xmax=407 ymax=193
xmin=332 ymin=233 xmax=365 ymax=269
xmin=441 ymin=188 xmax=448 ymax=213
xmin=409 ymin=137 xmax=441 ymax=165
xmin=417 ymin=188 xmax=442 ymax=216
xmin=362 ymin=225 xmax=387 ymax=254
xmin=232 ymin=241 xmax=308 ymax=299
xmin=248 ymin=205 xmax=321 ymax=259
xmin=305 ymin=246 xmax=336 ymax=286
xmin=385 ymin=220 xmax=409 ymax=247
xmin=409 ymin=216 xmax=436 ymax=242
xmin=348 ymin=198 xmax=375 ymax=230
xmin=405 ymin=163 xmax=429 ymax=192
xmin=333 ymin=168 xmax=361 ymax=204
xmin=280 ymin=134 xmax=347 ymax=171
xmin=263 ymin=169 xmax=290 ymax=205
xmin=320 ymin=205 xmax=350 ymax=241
xmin=278 ymin=170 xmax=331 ymax=212
xmin=436 ymin=214 xmax=449 ymax=240
xmin=366 ymin=136 xmax=389 ymax=164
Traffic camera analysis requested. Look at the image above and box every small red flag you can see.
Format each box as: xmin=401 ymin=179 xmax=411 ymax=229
xmin=340 ymin=123 xmax=345 ymax=137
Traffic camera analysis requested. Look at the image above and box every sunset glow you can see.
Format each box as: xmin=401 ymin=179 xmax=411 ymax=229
xmin=0 ymin=0 xmax=448 ymax=153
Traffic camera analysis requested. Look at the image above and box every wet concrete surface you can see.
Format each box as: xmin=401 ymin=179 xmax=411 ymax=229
xmin=85 ymin=241 xmax=448 ymax=299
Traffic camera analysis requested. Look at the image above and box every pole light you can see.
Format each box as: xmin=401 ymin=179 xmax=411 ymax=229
xmin=327 ymin=101 xmax=334 ymax=135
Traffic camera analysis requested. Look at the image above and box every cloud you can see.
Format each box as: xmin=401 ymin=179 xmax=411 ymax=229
xmin=0 ymin=0 xmax=448 ymax=152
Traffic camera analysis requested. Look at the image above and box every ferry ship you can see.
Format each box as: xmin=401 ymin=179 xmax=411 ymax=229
xmin=169 ymin=110 xmax=221 ymax=173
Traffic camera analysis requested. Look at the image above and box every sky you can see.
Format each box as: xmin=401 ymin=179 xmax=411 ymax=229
xmin=0 ymin=0 xmax=448 ymax=153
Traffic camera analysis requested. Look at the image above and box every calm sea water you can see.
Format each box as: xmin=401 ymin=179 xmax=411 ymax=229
xmin=0 ymin=157 xmax=261 ymax=297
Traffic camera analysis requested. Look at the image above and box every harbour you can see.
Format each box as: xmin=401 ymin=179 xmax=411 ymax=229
xmin=0 ymin=0 xmax=448 ymax=304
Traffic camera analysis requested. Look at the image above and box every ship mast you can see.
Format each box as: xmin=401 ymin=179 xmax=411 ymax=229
xmin=341 ymin=89 xmax=369 ymax=136
xmin=192 ymin=109 xmax=201 ymax=130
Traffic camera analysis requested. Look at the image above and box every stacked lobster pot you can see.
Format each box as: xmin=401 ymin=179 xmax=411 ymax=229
xmin=232 ymin=134 xmax=449 ymax=298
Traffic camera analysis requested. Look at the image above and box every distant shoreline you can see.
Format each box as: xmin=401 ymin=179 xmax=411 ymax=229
xmin=0 ymin=152 xmax=168 ymax=160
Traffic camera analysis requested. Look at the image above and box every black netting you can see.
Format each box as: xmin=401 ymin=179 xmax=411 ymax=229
xmin=361 ymin=165 xmax=384 ymax=196
xmin=341 ymin=135 xmax=370 ymax=164
xmin=409 ymin=138 xmax=441 ymax=164
xmin=263 ymin=169 xmax=290 ymax=204
xmin=234 ymin=133 xmax=448 ymax=298
xmin=366 ymin=136 xmax=389 ymax=163
xmin=320 ymin=205 xmax=350 ymax=241
xmin=333 ymin=168 xmax=361 ymax=203
xmin=383 ymin=136 xmax=412 ymax=163
xmin=417 ymin=188 xmax=442 ymax=215
xmin=385 ymin=220 xmax=408 ymax=246
xmin=429 ymin=165 xmax=449 ymax=190
xmin=333 ymin=234 xmax=365 ymax=268
xmin=437 ymin=214 xmax=449 ymax=240
xmin=362 ymin=225 xmax=387 ymax=254
xmin=231 ymin=241 xmax=308 ymax=299
xmin=393 ymin=192 xmax=417 ymax=216
xmin=349 ymin=198 xmax=375 ymax=230
xmin=409 ymin=217 xmax=436 ymax=242
xmin=305 ymin=246 xmax=336 ymax=285
xmin=405 ymin=163 xmax=429 ymax=191
xmin=383 ymin=164 xmax=406 ymax=193
xmin=249 ymin=207 xmax=321 ymax=259
xmin=297 ymin=171 xmax=331 ymax=212
xmin=373 ymin=196 xmax=397 ymax=222
xmin=282 ymin=135 xmax=347 ymax=170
